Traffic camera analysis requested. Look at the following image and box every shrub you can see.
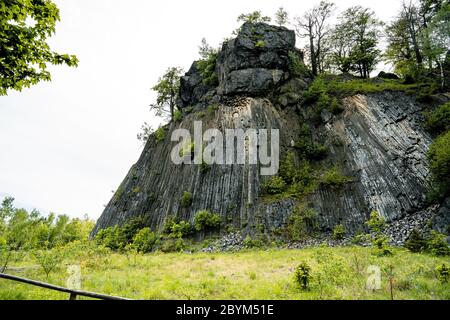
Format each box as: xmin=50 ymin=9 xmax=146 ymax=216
xmin=95 ymin=217 xmax=145 ymax=251
xmin=207 ymin=104 xmax=219 ymax=115
xmin=155 ymin=126 xmax=165 ymax=144
xmin=332 ymin=224 xmax=346 ymax=240
xmin=262 ymin=176 xmax=286 ymax=194
xmin=33 ymin=249 xmax=63 ymax=278
xmin=294 ymin=262 xmax=311 ymax=290
xmin=131 ymin=228 xmax=159 ymax=253
xmin=329 ymin=97 xmax=344 ymax=115
xmin=94 ymin=226 xmax=125 ymax=250
xmin=366 ymin=211 xmax=386 ymax=234
xmin=197 ymin=52 xmax=219 ymax=87
xmin=404 ymin=229 xmax=426 ymax=253
xmin=287 ymin=206 xmax=318 ymax=241
xmin=173 ymin=109 xmax=183 ymax=123
xmin=366 ymin=211 xmax=392 ymax=256
xmin=435 ymin=263 xmax=449 ymax=283
xmin=294 ymin=137 xmax=328 ymax=161
xmin=321 ymin=167 xmax=351 ymax=188
xmin=132 ymin=187 xmax=140 ymax=194
xmin=426 ymin=231 xmax=450 ymax=256
xmin=160 ymin=238 xmax=186 ymax=253
xmin=425 ymin=102 xmax=450 ymax=135
xmin=194 ymin=210 xmax=221 ymax=232
xmin=303 ymin=77 xmax=326 ymax=105
xmin=288 ymin=51 xmax=308 ymax=77
xmin=243 ymin=235 xmax=265 ymax=249
xmin=169 ymin=220 xmax=192 ymax=238
xmin=180 ymin=191 xmax=193 ymax=208
xmin=351 ymin=232 xmax=367 ymax=245
xmin=427 ymin=131 xmax=450 ymax=200
xmin=255 ymin=40 xmax=265 ymax=48
xmin=372 ymin=235 xmax=393 ymax=256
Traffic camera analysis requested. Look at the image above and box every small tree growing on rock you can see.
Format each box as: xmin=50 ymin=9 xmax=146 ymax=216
xmin=150 ymin=67 xmax=183 ymax=121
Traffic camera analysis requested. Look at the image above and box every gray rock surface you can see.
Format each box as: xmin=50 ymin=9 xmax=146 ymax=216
xmin=92 ymin=22 xmax=448 ymax=244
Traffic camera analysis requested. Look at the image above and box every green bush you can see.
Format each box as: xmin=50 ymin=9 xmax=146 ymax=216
xmin=425 ymin=102 xmax=450 ymax=135
xmin=365 ymin=211 xmax=392 ymax=256
xmin=262 ymin=176 xmax=286 ymax=194
xmin=197 ymin=52 xmax=219 ymax=87
xmin=155 ymin=126 xmax=165 ymax=144
xmin=173 ymin=109 xmax=183 ymax=123
xmin=366 ymin=211 xmax=386 ymax=234
xmin=426 ymin=231 xmax=450 ymax=256
xmin=332 ymin=224 xmax=346 ymax=240
xmin=288 ymin=51 xmax=308 ymax=77
xmin=131 ymin=228 xmax=159 ymax=253
xmin=294 ymin=262 xmax=311 ymax=290
xmin=321 ymin=167 xmax=351 ymax=188
xmin=194 ymin=210 xmax=221 ymax=232
xmin=169 ymin=220 xmax=192 ymax=238
xmin=287 ymin=206 xmax=318 ymax=241
xmin=33 ymin=249 xmax=63 ymax=278
xmin=294 ymin=137 xmax=328 ymax=161
xmin=95 ymin=217 xmax=145 ymax=251
xmin=160 ymin=238 xmax=186 ymax=253
xmin=435 ymin=263 xmax=449 ymax=283
xmin=427 ymin=131 xmax=450 ymax=200
xmin=207 ymin=104 xmax=219 ymax=114
xmin=404 ymin=229 xmax=426 ymax=253
xmin=255 ymin=40 xmax=265 ymax=48
xmin=303 ymin=77 xmax=326 ymax=104
xmin=94 ymin=225 xmax=125 ymax=251
xmin=243 ymin=235 xmax=265 ymax=249
xmin=180 ymin=191 xmax=193 ymax=208
xmin=329 ymin=97 xmax=344 ymax=115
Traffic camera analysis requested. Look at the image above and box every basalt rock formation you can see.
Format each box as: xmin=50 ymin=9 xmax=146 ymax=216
xmin=92 ymin=23 xmax=449 ymax=242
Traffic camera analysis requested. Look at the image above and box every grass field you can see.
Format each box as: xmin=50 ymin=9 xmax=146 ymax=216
xmin=0 ymin=245 xmax=449 ymax=300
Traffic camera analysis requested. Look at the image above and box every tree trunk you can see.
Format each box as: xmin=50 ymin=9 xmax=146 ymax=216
xmin=309 ymin=22 xmax=317 ymax=76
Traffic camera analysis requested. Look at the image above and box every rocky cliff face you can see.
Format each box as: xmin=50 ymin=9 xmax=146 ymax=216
xmin=92 ymin=23 xmax=448 ymax=242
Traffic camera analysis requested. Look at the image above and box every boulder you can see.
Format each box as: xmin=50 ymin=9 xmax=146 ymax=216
xmin=217 ymin=22 xmax=296 ymax=96
xmin=377 ymin=71 xmax=400 ymax=80
xmin=178 ymin=62 xmax=213 ymax=108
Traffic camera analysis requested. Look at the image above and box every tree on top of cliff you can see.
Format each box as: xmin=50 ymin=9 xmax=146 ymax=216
xmin=294 ymin=1 xmax=335 ymax=76
xmin=0 ymin=0 xmax=78 ymax=96
xmin=150 ymin=67 xmax=184 ymax=121
xmin=274 ymin=7 xmax=289 ymax=27
xmin=329 ymin=6 xmax=382 ymax=78
xmin=237 ymin=11 xmax=271 ymax=24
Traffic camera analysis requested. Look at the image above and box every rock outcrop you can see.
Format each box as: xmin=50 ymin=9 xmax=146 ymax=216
xmin=92 ymin=22 xmax=449 ymax=243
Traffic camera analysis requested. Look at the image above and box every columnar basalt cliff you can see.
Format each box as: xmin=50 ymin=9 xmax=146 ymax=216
xmin=92 ymin=23 xmax=449 ymax=242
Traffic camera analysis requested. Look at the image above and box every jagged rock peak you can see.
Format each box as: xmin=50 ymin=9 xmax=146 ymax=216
xmin=179 ymin=22 xmax=303 ymax=108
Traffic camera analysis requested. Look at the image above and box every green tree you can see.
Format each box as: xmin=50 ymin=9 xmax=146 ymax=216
xmin=237 ymin=11 xmax=271 ymax=24
xmin=274 ymin=7 xmax=289 ymax=26
xmin=331 ymin=6 xmax=382 ymax=78
xmin=425 ymin=3 xmax=450 ymax=88
xmin=294 ymin=1 xmax=335 ymax=75
xmin=0 ymin=0 xmax=78 ymax=95
xmin=196 ymin=38 xmax=219 ymax=86
xmin=150 ymin=67 xmax=183 ymax=121
xmin=427 ymin=130 xmax=450 ymax=199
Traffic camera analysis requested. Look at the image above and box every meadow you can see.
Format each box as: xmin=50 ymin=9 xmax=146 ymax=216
xmin=1 ymin=244 xmax=449 ymax=300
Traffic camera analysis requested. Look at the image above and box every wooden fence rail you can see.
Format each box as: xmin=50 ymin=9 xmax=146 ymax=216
xmin=0 ymin=272 xmax=129 ymax=300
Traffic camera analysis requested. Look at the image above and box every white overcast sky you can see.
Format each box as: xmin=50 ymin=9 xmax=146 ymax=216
xmin=0 ymin=0 xmax=402 ymax=219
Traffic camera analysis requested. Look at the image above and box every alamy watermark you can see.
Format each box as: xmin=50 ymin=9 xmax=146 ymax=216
xmin=170 ymin=121 xmax=279 ymax=176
